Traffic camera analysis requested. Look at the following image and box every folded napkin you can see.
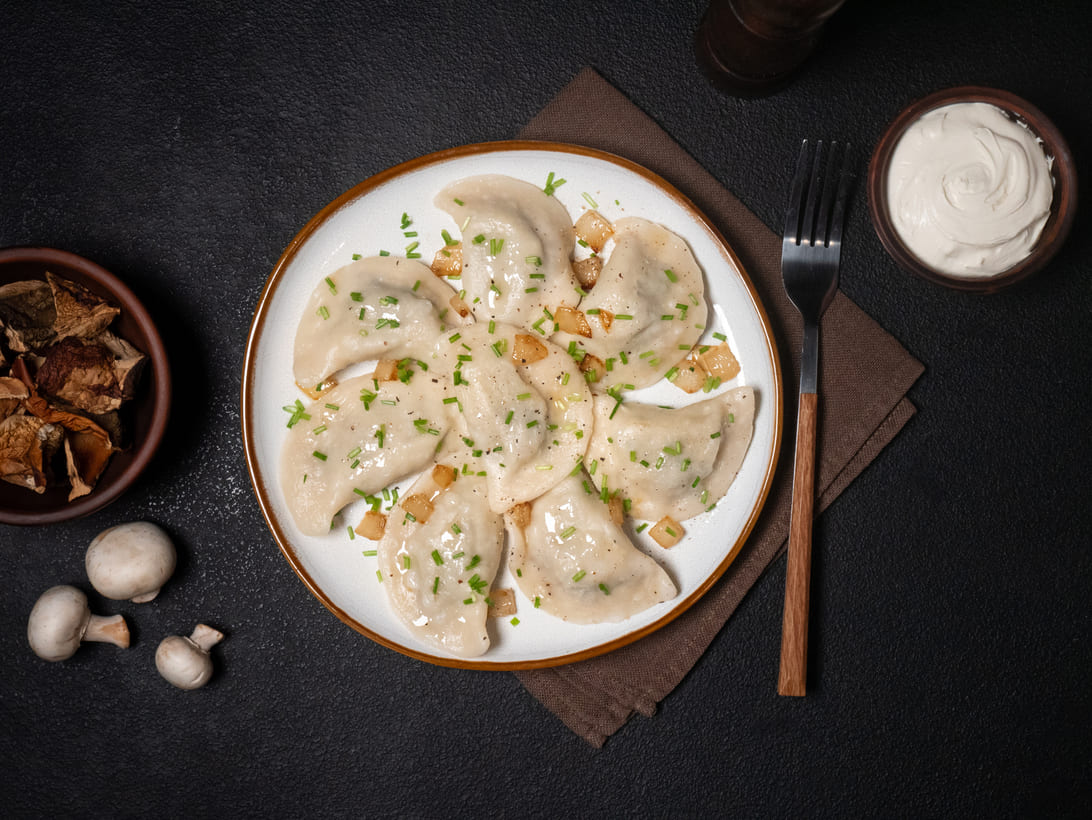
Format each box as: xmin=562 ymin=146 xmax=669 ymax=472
xmin=514 ymin=68 xmax=924 ymax=747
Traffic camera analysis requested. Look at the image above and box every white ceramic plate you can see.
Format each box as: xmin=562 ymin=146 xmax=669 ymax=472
xmin=243 ymin=142 xmax=782 ymax=669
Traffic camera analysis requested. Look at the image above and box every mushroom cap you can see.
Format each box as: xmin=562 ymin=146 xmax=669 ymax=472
xmin=155 ymin=634 xmax=215 ymax=690
xmin=86 ymin=521 xmax=177 ymax=602
xmin=27 ymin=585 xmax=91 ymax=662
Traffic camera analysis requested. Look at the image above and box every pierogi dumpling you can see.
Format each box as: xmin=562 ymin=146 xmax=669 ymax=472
xmin=280 ymin=372 xmax=455 ymax=536
xmin=292 ymin=256 xmax=462 ymax=390
xmin=436 ymin=175 xmax=580 ymax=330
xmin=505 ymin=474 xmax=677 ymax=624
xmin=378 ymin=469 xmax=504 ymax=658
xmin=437 ymin=322 xmax=593 ymax=514
xmin=554 ymin=217 xmax=708 ymax=392
xmin=585 ymin=386 xmax=755 ymax=522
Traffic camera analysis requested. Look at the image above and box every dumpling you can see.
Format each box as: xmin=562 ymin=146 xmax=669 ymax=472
xmin=505 ymin=473 xmax=677 ymax=624
xmin=279 ymin=370 xmax=455 ymax=536
xmin=292 ymin=256 xmax=461 ymax=391
xmin=438 ymin=322 xmax=592 ymax=514
xmin=436 ymin=175 xmax=579 ymax=330
xmin=584 ymin=386 xmax=755 ymax=522
xmin=378 ymin=468 xmax=504 ymax=658
xmin=554 ymin=217 xmax=708 ymax=391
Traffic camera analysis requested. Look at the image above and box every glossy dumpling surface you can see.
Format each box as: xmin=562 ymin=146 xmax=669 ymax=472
xmin=556 ymin=217 xmax=707 ymax=391
xmin=585 ymin=386 xmax=755 ymax=522
xmin=378 ymin=469 xmax=504 ymax=658
xmin=436 ymin=175 xmax=579 ymax=330
xmin=505 ymin=473 xmax=677 ymax=624
xmin=292 ymin=256 xmax=459 ymax=390
xmin=280 ymin=372 xmax=454 ymax=536
xmin=439 ymin=322 xmax=592 ymax=514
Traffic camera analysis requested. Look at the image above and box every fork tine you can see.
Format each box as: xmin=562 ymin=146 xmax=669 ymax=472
xmin=783 ymin=139 xmax=814 ymax=245
xmin=798 ymin=140 xmax=826 ymax=248
xmin=829 ymin=143 xmax=853 ymax=248
xmin=814 ymin=141 xmax=841 ymax=248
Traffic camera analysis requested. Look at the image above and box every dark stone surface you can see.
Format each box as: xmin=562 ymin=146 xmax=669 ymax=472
xmin=2 ymin=0 xmax=1089 ymax=816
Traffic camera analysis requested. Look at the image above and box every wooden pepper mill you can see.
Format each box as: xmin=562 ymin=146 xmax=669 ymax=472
xmin=696 ymin=0 xmax=847 ymax=96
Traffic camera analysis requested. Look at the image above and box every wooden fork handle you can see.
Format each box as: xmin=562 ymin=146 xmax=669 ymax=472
xmin=778 ymin=391 xmax=818 ymax=697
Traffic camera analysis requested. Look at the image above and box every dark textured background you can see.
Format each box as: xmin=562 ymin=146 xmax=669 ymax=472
xmin=2 ymin=1 xmax=1090 ymax=816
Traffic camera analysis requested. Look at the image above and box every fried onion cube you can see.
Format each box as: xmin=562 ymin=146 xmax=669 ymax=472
xmin=431 ymin=244 xmax=463 ymax=278
xmin=402 ymin=493 xmax=435 ymax=525
xmin=649 ymin=515 xmax=685 ymax=548
xmin=487 ymin=587 xmax=517 ymax=617
xmin=373 ymin=359 xmax=400 ymax=381
xmin=698 ymin=342 xmax=741 ymax=382
xmin=573 ymin=256 xmax=603 ymax=290
xmin=555 ymin=305 xmax=592 ymax=338
xmin=669 ymin=354 xmax=705 ymax=394
xmin=574 ymin=210 xmax=614 ymax=253
xmin=512 ymin=333 xmax=548 ymax=365
xmin=507 ymin=501 xmax=532 ymax=529
xmin=607 ymin=493 xmax=625 ymax=527
xmin=591 ymin=307 xmax=613 ymax=333
xmin=431 ymin=463 xmax=457 ymax=489
xmin=579 ymin=353 xmax=605 ymax=384
xmin=449 ymin=292 xmax=471 ymax=319
xmin=355 ymin=510 xmax=388 ymax=540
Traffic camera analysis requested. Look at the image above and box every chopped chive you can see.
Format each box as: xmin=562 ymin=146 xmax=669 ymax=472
xmin=526 ymin=255 xmax=542 ymax=266
xmin=713 ymin=332 xmax=727 ymax=342
xmin=466 ymin=555 xmax=481 ymax=570
xmin=317 ymin=305 xmax=330 ymax=320
xmin=581 ymin=192 xmax=598 ymax=208
xmin=351 ymin=253 xmax=362 ymax=260
xmin=282 ymin=399 xmax=311 ymax=429
xmin=598 ymin=583 xmax=610 ymax=595
xmin=312 ymin=451 xmax=328 ymax=461
xmin=504 ymin=410 xmax=514 ymax=424
xmin=534 ymin=596 xmax=541 ymax=608
xmin=543 ymin=171 xmax=567 ymax=196
xmin=431 ymin=549 xmax=444 ymax=566
xmin=312 ymin=424 xmax=327 ymax=435
xmin=572 ymin=570 xmax=586 ymax=582
xmin=560 ymin=526 xmax=577 ymax=540
xmin=664 ymin=268 xmax=678 ymax=283
xmin=325 ymin=276 xmax=337 ymax=293
xmin=472 ymin=233 xmax=485 ymax=244
xmin=432 ymin=576 xmax=440 ymax=594
xmin=510 ymin=617 xmax=520 ymax=626
xmin=615 ymin=314 xmax=633 ymax=320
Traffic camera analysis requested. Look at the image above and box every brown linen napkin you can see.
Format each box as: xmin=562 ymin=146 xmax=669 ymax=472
xmin=513 ymin=68 xmax=925 ymax=747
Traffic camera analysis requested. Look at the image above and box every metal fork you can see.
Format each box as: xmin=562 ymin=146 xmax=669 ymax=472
xmin=778 ymin=139 xmax=851 ymax=697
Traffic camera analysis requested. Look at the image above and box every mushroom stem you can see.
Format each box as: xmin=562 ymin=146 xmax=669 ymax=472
xmin=83 ymin=613 xmax=131 ymax=648
xmin=189 ymin=623 xmax=224 ymax=652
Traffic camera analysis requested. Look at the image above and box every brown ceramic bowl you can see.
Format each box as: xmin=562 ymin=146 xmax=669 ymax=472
xmin=869 ymin=86 xmax=1077 ymax=293
xmin=0 ymin=247 xmax=170 ymax=525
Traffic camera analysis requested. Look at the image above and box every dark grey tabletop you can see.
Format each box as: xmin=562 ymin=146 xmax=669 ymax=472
xmin=3 ymin=1 xmax=1090 ymax=816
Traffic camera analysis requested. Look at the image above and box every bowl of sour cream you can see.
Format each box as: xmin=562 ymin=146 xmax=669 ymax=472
xmin=868 ymin=86 xmax=1076 ymax=292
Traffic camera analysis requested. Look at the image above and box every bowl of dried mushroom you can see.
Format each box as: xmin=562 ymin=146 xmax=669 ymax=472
xmin=0 ymin=247 xmax=170 ymax=525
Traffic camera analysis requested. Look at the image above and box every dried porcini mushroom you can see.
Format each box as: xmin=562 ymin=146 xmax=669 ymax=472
xmin=35 ymin=332 xmax=146 ymax=415
xmin=0 ymin=414 xmax=59 ymax=493
xmin=0 ymin=272 xmax=146 ymax=500
xmin=0 ymin=280 xmax=57 ymax=353
xmin=47 ymin=272 xmax=120 ymax=342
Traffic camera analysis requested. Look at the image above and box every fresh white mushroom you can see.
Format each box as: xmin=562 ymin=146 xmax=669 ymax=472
xmin=27 ymin=585 xmax=131 ymax=662
xmin=85 ymin=521 xmax=177 ymax=603
xmin=155 ymin=624 xmax=223 ymax=690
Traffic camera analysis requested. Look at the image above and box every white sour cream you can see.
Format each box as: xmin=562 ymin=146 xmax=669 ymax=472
xmin=887 ymin=101 xmax=1053 ymax=278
